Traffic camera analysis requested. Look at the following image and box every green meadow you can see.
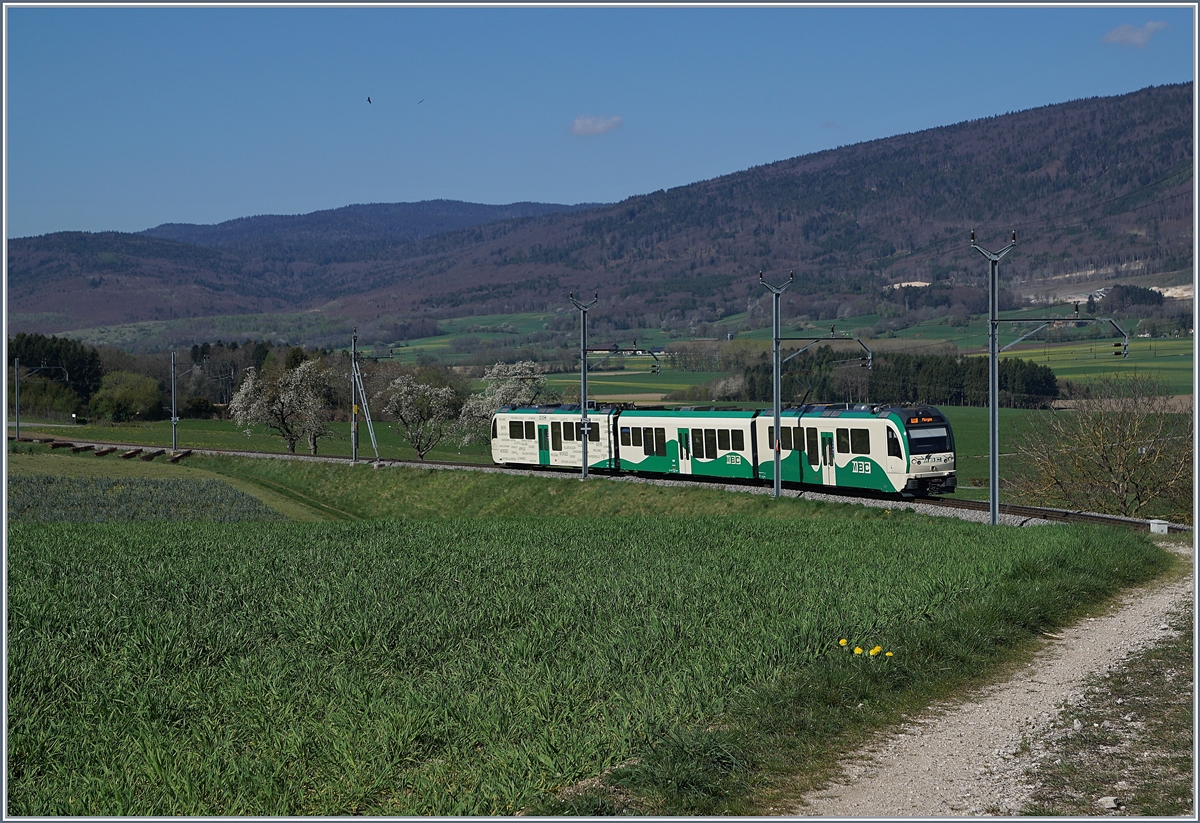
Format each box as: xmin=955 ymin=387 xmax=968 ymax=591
xmin=6 ymin=444 xmax=1182 ymax=815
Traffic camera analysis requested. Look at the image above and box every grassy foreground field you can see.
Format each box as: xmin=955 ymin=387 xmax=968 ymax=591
xmin=6 ymin=447 xmax=1179 ymax=815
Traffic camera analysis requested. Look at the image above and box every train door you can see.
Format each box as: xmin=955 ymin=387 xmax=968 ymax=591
xmin=820 ymin=431 xmax=836 ymax=485
xmin=884 ymin=423 xmax=905 ymax=477
xmin=677 ymin=428 xmax=692 ymax=475
xmin=537 ymin=425 xmax=550 ymax=466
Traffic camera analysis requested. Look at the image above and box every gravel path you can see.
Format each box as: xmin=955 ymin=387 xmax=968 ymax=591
xmin=788 ymin=541 xmax=1194 ymax=817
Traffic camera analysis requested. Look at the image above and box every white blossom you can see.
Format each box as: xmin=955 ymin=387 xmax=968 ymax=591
xmin=228 ymin=360 xmax=334 ymax=454
xmin=458 ymin=361 xmax=546 ymax=446
xmin=378 ymin=375 xmax=458 ymax=460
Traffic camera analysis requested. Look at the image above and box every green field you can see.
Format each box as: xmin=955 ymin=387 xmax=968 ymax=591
xmin=7 ymin=493 xmax=1174 ymax=815
xmin=544 ymin=367 xmax=727 ymax=398
xmin=6 ymin=445 xmax=1185 ymax=814
xmin=1000 ymin=337 xmax=1193 ymax=395
xmin=7 ymin=475 xmax=285 ymax=523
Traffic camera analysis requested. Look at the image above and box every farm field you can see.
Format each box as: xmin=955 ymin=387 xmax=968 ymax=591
xmin=6 ymin=446 xmax=327 ymax=521
xmin=7 ymin=473 xmax=1175 ymax=815
xmin=1000 ymin=337 xmax=1193 ymax=395
xmin=542 ymin=367 xmax=727 ymax=400
xmin=7 ymin=475 xmax=286 ymax=523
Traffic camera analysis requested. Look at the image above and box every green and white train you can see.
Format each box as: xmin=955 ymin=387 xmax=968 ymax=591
xmin=489 ymin=403 xmax=957 ymax=496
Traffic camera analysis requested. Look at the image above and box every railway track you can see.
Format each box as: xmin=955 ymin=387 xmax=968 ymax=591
xmin=12 ymin=433 xmax=1193 ymax=534
xmin=917 ymin=495 xmax=1192 ymax=534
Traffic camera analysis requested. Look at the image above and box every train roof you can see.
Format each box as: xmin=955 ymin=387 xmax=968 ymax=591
xmin=493 ymin=402 xmax=947 ymax=423
xmin=495 ymin=403 xmax=619 ymax=414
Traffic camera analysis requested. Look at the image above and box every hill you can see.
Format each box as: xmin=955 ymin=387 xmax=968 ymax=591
xmin=139 ymin=199 xmax=607 ymax=263
xmin=7 ymin=83 xmax=1191 ymax=350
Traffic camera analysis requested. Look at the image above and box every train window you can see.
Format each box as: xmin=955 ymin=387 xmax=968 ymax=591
xmin=577 ymin=423 xmax=586 ymax=441
xmin=524 ymin=421 xmax=535 ymax=440
xmin=551 ymin=422 xmax=563 ymax=451
xmin=731 ymin=429 xmax=745 ymax=451
xmin=907 ymin=426 xmax=949 ymax=454
xmin=643 ymin=427 xmax=655 ymax=455
xmin=562 ymin=421 xmax=572 ymax=442
xmin=510 ymin=421 xmax=524 ymax=439
xmin=691 ymin=428 xmax=705 ymax=459
xmin=654 ymin=427 xmax=667 ymax=457
xmin=806 ymin=428 xmax=819 ymax=465
xmin=589 ymin=421 xmax=599 ymax=442
xmin=718 ymin=429 xmax=730 ymax=451
xmin=836 ymin=428 xmax=850 ymax=454
xmin=780 ymin=426 xmax=793 ymax=451
xmin=851 ymin=428 xmax=870 ymax=455
xmin=887 ymin=427 xmax=902 ymax=458
xmin=631 ymin=427 xmax=642 ymax=447
xmin=704 ymin=429 xmax=718 ymax=457
xmin=680 ymin=430 xmax=690 ymax=460
xmin=620 ymin=427 xmax=631 ymax=447
xmin=492 ymin=419 xmax=498 ymax=440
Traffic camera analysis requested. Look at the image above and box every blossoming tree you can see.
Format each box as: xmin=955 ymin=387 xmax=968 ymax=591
xmin=228 ymin=359 xmax=334 ymax=454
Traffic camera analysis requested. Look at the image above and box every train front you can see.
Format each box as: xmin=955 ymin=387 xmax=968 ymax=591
xmin=897 ymin=407 xmax=956 ymax=495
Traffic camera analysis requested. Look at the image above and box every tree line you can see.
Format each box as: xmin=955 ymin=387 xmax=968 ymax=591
xmin=737 ymin=348 xmax=1059 ymax=408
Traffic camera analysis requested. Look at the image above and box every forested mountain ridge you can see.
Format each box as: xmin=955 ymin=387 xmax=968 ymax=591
xmin=7 ymin=82 xmax=1191 ymax=346
xmin=139 ymin=200 xmax=607 ymax=263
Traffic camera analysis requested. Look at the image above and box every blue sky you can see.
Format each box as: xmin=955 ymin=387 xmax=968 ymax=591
xmin=4 ymin=4 xmax=1194 ymax=239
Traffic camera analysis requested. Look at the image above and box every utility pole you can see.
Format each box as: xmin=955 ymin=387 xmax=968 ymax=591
xmin=760 ymin=271 xmax=793 ymax=499
xmin=169 ymin=351 xmax=200 ymax=453
xmin=351 ymin=329 xmax=359 ymax=464
xmin=971 ymin=230 xmax=1016 ymax=526
xmin=171 ymin=351 xmax=179 ymax=452
xmin=13 ymin=357 xmax=19 ymax=441
xmin=569 ymin=291 xmax=598 ymax=480
xmin=13 ymin=360 xmax=69 ymax=441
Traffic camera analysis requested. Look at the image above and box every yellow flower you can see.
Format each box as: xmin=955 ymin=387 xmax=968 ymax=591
xmin=870 ymin=646 xmax=882 ymax=656
xmin=885 ymin=651 xmax=894 ymax=658
xmin=854 ymin=647 xmax=863 ymax=655
xmin=839 ymin=638 xmax=848 ymax=646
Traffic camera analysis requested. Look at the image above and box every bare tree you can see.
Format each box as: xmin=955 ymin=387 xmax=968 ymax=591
xmin=378 ymin=375 xmax=458 ymax=460
xmin=228 ymin=360 xmax=334 ymax=454
xmin=457 ymin=361 xmax=546 ymax=446
xmin=1010 ymin=373 xmax=1192 ymax=522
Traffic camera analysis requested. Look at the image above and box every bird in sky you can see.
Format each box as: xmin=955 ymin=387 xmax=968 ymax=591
xmin=418 ymin=99 xmax=424 ymax=104
xmin=367 ymin=97 xmax=372 ymax=104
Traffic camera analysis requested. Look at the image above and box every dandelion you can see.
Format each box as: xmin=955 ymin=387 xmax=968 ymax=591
xmin=870 ymin=646 xmax=882 ymax=656
xmin=885 ymin=651 xmax=894 ymax=658
xmin=839 ymin=638 xmax=848 ymax=647
xmin=854 ymin=647 xmax=863 ymax=655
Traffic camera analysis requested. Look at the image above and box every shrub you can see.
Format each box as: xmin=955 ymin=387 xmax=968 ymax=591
xmin=88 ymin=371 xmax=164 ymax=422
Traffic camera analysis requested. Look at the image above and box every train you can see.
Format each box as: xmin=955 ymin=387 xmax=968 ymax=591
xmin=489 ymin=402 xmax=956 ymax=496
